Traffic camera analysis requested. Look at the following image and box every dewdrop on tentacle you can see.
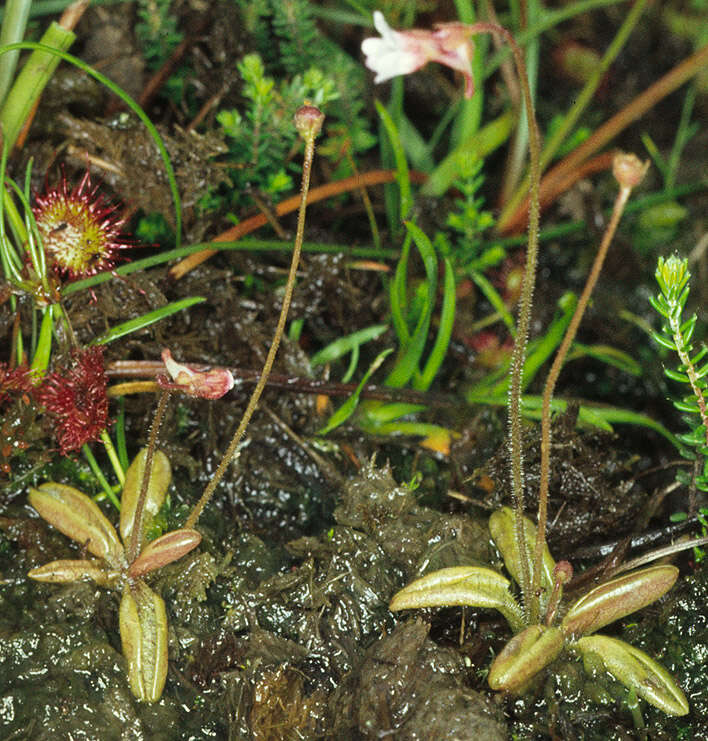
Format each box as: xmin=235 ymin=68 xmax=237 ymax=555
xmin=33 ymin=171 xmax=131 ymax=279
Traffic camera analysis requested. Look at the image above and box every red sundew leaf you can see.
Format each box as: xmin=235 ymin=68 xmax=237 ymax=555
xmin=36 ymin=347 xmax=110 ymax=454
xmin=33 ymin=170 xmax=133 ymax=279
xmin=0 ymin=363 xmax=34 ymax=404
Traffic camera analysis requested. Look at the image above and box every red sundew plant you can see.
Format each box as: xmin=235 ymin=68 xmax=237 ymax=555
xmin=36 ymin=347 xmax=110 ymax=455
xmin=0 ymin=364 xmax=36 ymax=474
xmin=0 ymin=363 xmax=34 ymax=405
xmin=32 ymin=171 xmax=130 ymax=279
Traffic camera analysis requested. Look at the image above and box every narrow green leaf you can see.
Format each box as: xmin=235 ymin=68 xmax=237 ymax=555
xmin=360 ymin=401 xmax=425 ymax=426
xmin=29 ymin=305 xmax=53 ymax=376
xmin=470 ymin=269 xmax=516 ymax=334
xmin=375 ymin=99 xmax=412 ymax=219
xmin=568 ymin=343 xmax=641 ymax=376
xmin=390 ymin=232 xmax=413 ymax=345
xmin=386 ymin=222 xmax=438 ymax=389
xmin=648 ymin=294 xmax=670 ymax=319
xmin=680 ymin=315 xmax=696 ymax=342
xmin=0 ymin=25 xmax=75 ymax=150
xmin=694 ymin=360 xmax=708 ymax=380
xmin=577 ymin=406 xmax=614 ymax=431
xmin=691 ymin=345 xmax=708 ymax=364
xmin=417 ymin=256 xmax=456 ymax=391
xmin=92 ymin=297 xmax=205 ymax=345
xmin=343 ymin=344 xmax=360 ymax=384
xmin=0 ymin=0 xmax=32 ymax=106
xmin=664 ymin=368 xmax=689 ymax=383
xmin=674 ymin=399 xmax=701 ymax=414
xmin=422 ymin=110 xmax=515 ymax=197
xmin=677 ymin=285 xmax=690 ymax=311
xmin=398 ymin=113 xmax=435 ymax=172
xmin=318 ymin=348 xmax=392 ymax=435
xmin=652 ymin=332 xmax=677 ymax=351
xmin=463 ymin=394 xmax=680 ymax=447
xmin=310 ymin=324 xmax=388 ymax=367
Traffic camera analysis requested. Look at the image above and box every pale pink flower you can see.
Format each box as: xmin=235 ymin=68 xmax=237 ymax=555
xmin=361 ymin=11 xmax=475 ymax=98
xmin=159 ymin=349 xmax=234 ymax=399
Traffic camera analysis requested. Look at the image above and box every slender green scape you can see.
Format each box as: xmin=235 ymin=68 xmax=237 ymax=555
xmin=465 ymin=21 xmax=543 ymax=616
xmin=531 ymin=153 xmax=649 ymax=621
xmin=184 ymin=104 xmax=324 ymax=531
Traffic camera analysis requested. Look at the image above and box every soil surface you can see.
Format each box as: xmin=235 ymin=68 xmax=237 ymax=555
xmin=0 ymin=2 xmax=707 ymax=739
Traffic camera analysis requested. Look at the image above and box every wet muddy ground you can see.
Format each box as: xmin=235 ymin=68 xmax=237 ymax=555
xmin=1 ymin=2 xmax=707 ymax=739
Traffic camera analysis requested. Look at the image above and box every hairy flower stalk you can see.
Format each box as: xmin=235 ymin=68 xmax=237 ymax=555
xmin=184 ymin=104 xmax=325 ymax=530
xmin=530 ymin=153 xmax=648 ymax=623
xmin=127 ymin=390 xmax=169 ymax=564
xmin=363 ymin=15 xmax=543 ymax=617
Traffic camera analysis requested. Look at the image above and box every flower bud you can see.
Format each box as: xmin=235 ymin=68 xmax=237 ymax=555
xmin=612 ymin=152 xmax=649 ymax=190
xmin=553 ymin=560 xmax=573 ymax=585
xmin=294 ymin=104 xmax=325 ymax=142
